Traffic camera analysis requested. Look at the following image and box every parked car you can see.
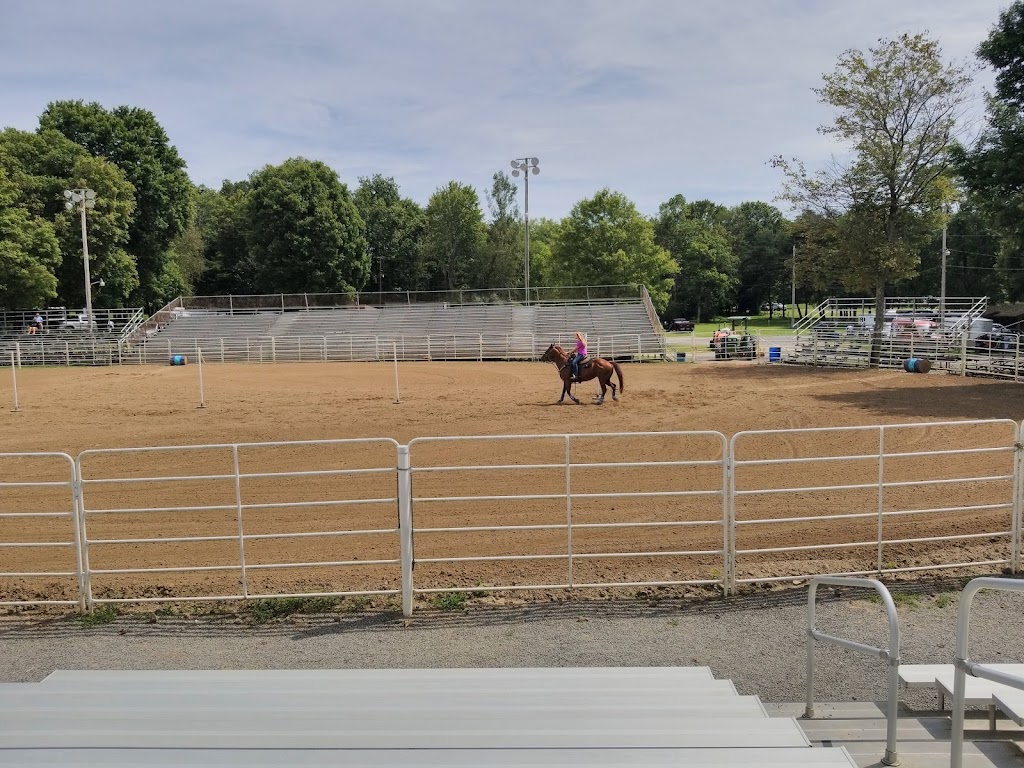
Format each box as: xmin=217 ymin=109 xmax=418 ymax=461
xmin=666 ymin=318 xmax=695 ymax=332
xmin=59 ymin=313 xmax=97 ymax=331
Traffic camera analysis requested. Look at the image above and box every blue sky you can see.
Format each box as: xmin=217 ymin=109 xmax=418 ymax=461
xmin=0 ymin=0 xmax=1010 ymax=220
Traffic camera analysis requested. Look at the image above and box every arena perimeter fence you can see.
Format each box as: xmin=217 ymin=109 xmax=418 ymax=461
xmin=1 ymin=419 xmax=1020 ymax=616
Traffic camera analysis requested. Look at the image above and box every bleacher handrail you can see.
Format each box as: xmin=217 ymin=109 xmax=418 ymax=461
xmin=179 ymin=285 xmax=643 ymax=313
xmin=805 ymin=576 xmax=901 ymax=767
xmin=950 ymin=577 xmax=1024 ymax=768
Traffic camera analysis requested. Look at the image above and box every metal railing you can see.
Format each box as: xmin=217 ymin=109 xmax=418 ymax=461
xmin=730 ymin=420 xmax=1020 ymax=585
xmin=0 ymin=453 xmax=84 ymax=609
xmin=3 ymin=419 xmax=1024 ymax=613
xmin=805 ymin=576 xmax=900 ymax=766
xmin=950 ymin=577 xmax=1024 ymax=768
xmin=75 ymin=438 xmax=402 ymax=607
xmin=407 ymin=431 xmax=730 ymax=597
xmin=179 ymin=285 xmax=645 ymax=313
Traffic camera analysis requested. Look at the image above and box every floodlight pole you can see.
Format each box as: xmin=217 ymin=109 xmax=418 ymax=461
xmin=65 ymin=188 xmax=96 ymax=337
xmin=940 ymin=223 xmax=949 ymax=326
xmin=511 ymin=158 xmax=540 ymax=306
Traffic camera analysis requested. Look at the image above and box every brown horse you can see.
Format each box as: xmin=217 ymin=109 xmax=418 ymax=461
xmin=540 ymin=343 xmax=624 ymax=404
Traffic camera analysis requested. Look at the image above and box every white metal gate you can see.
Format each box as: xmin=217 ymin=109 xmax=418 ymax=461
xmin=74 ymin=439 xmax=402 ymax=607
xmin=729 ymin=420 xmax=1020 ymax=587
xmin=407 ymin=431 xmax=730 ymax=597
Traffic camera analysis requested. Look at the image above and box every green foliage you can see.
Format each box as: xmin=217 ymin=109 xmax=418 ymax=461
xmin=553 ymin=188 xmax=677 ymax=312
xmin=429 ymin=591 xmax=468 ymax=611
xmin=481 ymin=171 xmax=524 ymax=289
xmin=724 ymin=202 xmax=790 ymax=315
xmin=354 ymin=174 xmax=426 ymax=292
xmin=247 ymin=158 xmax=369 ymax=294
xmin=773 ymin=33 xmax=972 ymax=364
xmin=76 ymin=604 xmax=120 ymax=626
xmin=40 ymin=101 xmax=193 ymax=308
xmin=955 ymin=2 xmax=1024 ymax=300
xmin=0 ymin=129 xmax=138 ymax=308
xmin=194 ymin=181 xmax=255 ymax=295
xmin=655 ymin=194 xmax=735 ymax=321
xmin=248 ymin=596 xmax=342 ymax=623
xmin=422 ymin=181 xmax=487 ymax=290
xmin=0 ymin=168 xmax=61 ymax=308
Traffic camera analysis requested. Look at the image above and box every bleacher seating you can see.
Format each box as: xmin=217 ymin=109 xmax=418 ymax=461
xmin=0 ymin=667 xmax=857 ymax=766
xmin=132 ymin=299 xmax=665 ymax=363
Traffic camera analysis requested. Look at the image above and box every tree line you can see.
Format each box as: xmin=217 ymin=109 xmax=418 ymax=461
xmin=2 ymin=2 xmax=1024 ymax=323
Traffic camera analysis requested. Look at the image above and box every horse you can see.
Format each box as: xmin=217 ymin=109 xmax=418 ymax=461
xmin=540 ymin=343 xmax=624 ymax=404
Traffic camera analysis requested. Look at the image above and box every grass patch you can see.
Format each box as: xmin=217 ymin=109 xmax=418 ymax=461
xmin=863 ymin=591 xmax=920 ymax=608
xmin=934 ymin=592 xmax=956 ymax=609
xmin=429 ymin=591 xmax=468 ymax=611
xmin=342 ymin=595 xmax=372 ymax=613
xmin=76 ymin=604 xmax=120 ymax=626
xmin=248 ymin=596 xmax=341 ymax=623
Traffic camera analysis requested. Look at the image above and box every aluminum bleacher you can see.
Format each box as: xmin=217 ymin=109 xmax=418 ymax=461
xmin=0 ymin=667 xmax=857 ymax=767
xmin=126 ymin=289 xmax=666 ymax=364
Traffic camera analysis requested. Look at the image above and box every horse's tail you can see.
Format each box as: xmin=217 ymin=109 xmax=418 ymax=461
xmin=612 ymin=361 xmax=624 ymax=393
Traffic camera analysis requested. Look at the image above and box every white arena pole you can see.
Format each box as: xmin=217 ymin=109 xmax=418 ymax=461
xmin=10 ymin=351 xmax=21 ymax=412
xmin=393 ymin=342 xmax=401 ymax=404
xmin=196 ymin=342 xmax=207 ymax=409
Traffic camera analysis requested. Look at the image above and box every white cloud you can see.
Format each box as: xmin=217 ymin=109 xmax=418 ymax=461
xmin=0 ymin=0 xmax=1007 ymax=219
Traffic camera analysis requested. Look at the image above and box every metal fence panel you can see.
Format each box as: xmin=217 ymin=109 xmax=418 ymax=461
xmin=407 ymin=431 xmax=729 ymax=596
xmin=74 ymin=439 xmax=402 ymax=607
xmin=0 ymin=453 xmax=83 ymax=607
xmin=729 ymin=419 xmax=1020 ymax=588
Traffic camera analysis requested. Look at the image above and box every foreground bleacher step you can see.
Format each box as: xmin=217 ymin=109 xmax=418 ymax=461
xmin=2 ymin=714 xmax=811 ymax=750
xmin=0 ymin=693 xmax=770 ymax=718
xmin=40 ymin=666 xmax=715 ymax=683
xmin=0 ymin=747 xmax=858 ymax=768
xmin=768 ymin=702 xmax=1024 ymax=768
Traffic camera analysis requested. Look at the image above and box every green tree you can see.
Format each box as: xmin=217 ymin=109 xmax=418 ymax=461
xmin=0 ymin=168 xmax=61 ymax=308
xmin=554 ymin=188 xmax=677 ymax=312
xmin=39 ymin=101 xmax=193 ymax=307
xmin=0 ymin=129 xmax=137 ymax=308
xmin=773 ymin=33 xmax=973 ymax=366
xmin=481 ymin=171 xmax=524 ymax=289
xmin=654 ymin=195 xmax=736 ymax=321
xmin=354 ymin=174 xmax=426 ymax=293
xmin=194 ymin=181 xmax=256 ymax=295
xmin=422 ymin=181 xmax=487 ymax=290
xmin=725 ymin=202 xmax=791 ymax=316
xmin=246 ymin=158 xmax=368 ymax=294
xmin=525 ymin=217 xmax=560 ymax=288
xmin=954 ymin=2 xmax=1024 ymax=300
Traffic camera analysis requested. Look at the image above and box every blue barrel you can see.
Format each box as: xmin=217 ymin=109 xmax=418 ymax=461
xmin=675 ymin=352 xmax=687 ymax=362
xmin=768 ymin=347 xmax=781 ymax=362
xmin=169 ymin=354 xmax=188 ymax=366
xmin=903 ymin=357 xmax=931 ymax=374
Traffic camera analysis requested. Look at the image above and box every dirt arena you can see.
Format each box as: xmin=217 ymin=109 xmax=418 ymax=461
xmin=2 ymin=360 xmax=1024 ymax=606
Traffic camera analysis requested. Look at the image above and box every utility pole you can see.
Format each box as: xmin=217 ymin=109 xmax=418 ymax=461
xmin=940 ymin=223 xmax=949 ymax=326
xmin=511 ymin=158 xmax=540 ymax=305
xmin=791 ymin=244 xmax=797 ymax=326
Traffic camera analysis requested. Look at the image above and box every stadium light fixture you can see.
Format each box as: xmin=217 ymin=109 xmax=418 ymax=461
xmin=510 ymin=157 xmax=540 ymax=306
xmin=65 ymin=189 xmax=97 ymax=336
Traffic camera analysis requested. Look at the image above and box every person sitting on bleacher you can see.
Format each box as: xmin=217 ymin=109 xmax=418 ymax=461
xmin=27 ymin=313 xmax=44 ymax=335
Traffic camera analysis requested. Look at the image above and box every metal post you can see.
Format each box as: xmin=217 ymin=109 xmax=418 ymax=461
xmin=941 ymin=223 xmax=948 ymax=325
xmin=397 ymin=445 xmax=414 ymax=616
xmin=393 ymin=342 xmax=401 ymax=404
xmin=79 ymin=199 xmax=95 ymax=338
xmin=877 ymin=427 xmax=886 ymax=573
xmin=565 ymin=436 xmax=574 ymax=587
xmin=9 ymin=351 xmax=21 ymax=412
xmin=524 ymin=169 xmax=530 ymax=306
xmin=791 ymin=244 xmax=797 ymax=326
xmin=196 ymin=343 xmax=206 ymax=409
xmin=232 ymin=446 xmax=248 ymax=598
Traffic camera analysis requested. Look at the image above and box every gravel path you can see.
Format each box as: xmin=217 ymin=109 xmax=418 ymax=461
xmin=4 ymin=581 xmax=1024 ymax=708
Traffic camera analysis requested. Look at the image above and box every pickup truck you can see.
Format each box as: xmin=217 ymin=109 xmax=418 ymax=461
xmin=59 ymin=314 xmax=98 ymax=331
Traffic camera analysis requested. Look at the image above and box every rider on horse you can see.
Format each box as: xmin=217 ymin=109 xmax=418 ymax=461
xmin=569 ymin=331 xmax=587 ymax=381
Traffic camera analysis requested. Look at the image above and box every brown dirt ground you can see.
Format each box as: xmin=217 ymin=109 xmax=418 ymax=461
xmin=2 ymin=360 xmax=1024 ymax=606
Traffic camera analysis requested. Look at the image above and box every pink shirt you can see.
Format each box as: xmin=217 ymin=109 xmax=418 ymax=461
xmin=575 ymin=338 xmax=587 ymax=356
